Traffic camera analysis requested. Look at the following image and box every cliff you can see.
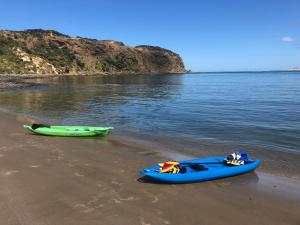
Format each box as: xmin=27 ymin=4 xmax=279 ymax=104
xmin=0 ymin=29 xmax=186 ymax=75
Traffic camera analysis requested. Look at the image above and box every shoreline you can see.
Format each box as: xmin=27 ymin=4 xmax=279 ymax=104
xmin=2 ymin=106 xmax=300 ymax=181
xmin=2 ymin=105 xmax=300 ymax=180
xmin=0 ymin=110 xmax=299 ymax=225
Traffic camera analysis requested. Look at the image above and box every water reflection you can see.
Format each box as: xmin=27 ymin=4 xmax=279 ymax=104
xmin=0 ymin=74 xmax=184 ymax=126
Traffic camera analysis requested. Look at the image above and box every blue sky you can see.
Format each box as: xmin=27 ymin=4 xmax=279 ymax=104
xmin=0 ymin=0 xmax=299 ymax=71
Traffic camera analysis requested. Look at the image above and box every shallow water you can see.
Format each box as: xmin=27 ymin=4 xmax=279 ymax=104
xmin=0 ymin=72 xmax=299 ymax=158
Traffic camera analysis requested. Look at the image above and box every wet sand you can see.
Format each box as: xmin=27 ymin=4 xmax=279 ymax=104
xmin=0 ymin=111 xmax=299 ymax=225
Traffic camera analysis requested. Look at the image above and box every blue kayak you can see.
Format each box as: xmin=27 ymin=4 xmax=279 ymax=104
xmin=140 ymin=156 xmax=260 ymax=184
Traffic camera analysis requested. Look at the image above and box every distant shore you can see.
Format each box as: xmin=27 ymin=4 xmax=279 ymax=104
xmin=0 ymin=72 xmax=188 ymax=89
xmin=0 ymin=110 xmax=299 ymax=225
xmin=1 ymin=70 xmax=300 ymax=89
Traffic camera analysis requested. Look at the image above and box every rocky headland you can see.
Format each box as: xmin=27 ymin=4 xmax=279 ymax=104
xmin=0 ymin=29 xmax=186 ymax=75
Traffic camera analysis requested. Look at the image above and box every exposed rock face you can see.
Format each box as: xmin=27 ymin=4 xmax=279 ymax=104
xmin=0 ymin=29 xmax=186 ymax=75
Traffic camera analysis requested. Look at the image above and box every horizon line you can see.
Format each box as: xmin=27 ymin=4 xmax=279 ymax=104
xmin=190 ymin=69 xmax=300 ymax=74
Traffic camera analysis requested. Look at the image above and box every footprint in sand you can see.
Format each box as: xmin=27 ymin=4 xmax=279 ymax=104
xmin=157 ymin=217 xmax=171 ymax=225
xmin=111 ymin=178 xmax=123 ymax=186
xmin=29 ymin=164 xmax=42 ymax=168
xmin=75 ymin=172 xmax=84 ymax=177
xmin=217 ymin=181 xmax=231 ymax=187
xmin=140 ymin=215 xmax=170 ymax=225
xmin=118 ymin=196 xmax=138 ymax=201
xmin=144 ymin=191 xmax=159 ymax=203
xmin=74 ymin=185 xmax=139 ymax=214
xmin=4 ymin=170 xmax=19 ymax=175
xmin=73 ymin=203 xmax=95 ymax=213
xmin=50 ymin=149 xmax=64 ymax=160
xmin=112 ymin=198 xmax=121 ymax=204
xmin=139 ymin=217 xmax=151 ymax=225
xmin=0 ymin=146 xmax=9 ymax=152
xmin=97 ymin=183 xmax=103 ymax=188
xmin=66 ymin=161 xmax=75 ymax=167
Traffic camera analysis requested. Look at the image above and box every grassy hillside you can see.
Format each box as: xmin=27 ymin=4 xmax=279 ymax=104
xmin=0 ymin=29 xmax=186 ymax=75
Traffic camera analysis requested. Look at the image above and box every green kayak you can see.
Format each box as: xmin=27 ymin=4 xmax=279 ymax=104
xmin=24 ymin=124 xmax=113 ymax=137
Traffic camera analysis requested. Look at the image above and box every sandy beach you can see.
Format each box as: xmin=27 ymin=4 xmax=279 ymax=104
xmin=0 ymin=110 xmax=299 ymax=225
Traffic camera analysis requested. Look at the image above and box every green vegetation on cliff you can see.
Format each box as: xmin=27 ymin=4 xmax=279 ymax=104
xmin=0 ymin=29 xmax=186 ymax=75
xmin=0 ymin=36 xmax=27 ymax=74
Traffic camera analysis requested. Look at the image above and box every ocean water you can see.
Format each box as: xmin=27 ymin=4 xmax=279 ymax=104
xmin=0 ymin=72 xmax=300 ymax=157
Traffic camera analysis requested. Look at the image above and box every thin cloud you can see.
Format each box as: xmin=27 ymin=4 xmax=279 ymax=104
xmin=282 ymin=36 xmax=295 ymax=43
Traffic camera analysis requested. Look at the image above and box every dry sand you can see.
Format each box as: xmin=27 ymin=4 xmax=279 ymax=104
xmin=0 ymin=111 xmax=299 ymax=225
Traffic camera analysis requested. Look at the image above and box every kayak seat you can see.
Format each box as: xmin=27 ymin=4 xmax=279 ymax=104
xmin=31 ymin=123 xmax=50 ymax=130
xmin=179 ymin=166 xmax=187 ymax=173
xmin=179 ymin=164 xmax=208 ymax=173
xmin=189 ymin=164 xmax=208 ymax=171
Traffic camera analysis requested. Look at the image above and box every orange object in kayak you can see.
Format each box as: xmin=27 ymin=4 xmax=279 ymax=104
xmin=157 ymin=161 xmax=180 ymax=173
